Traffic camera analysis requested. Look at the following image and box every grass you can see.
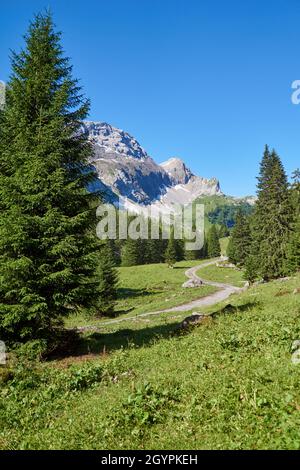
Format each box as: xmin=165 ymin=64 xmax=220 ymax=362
xmin=1 ymin=263 xmax=300 ymax=450
xmin=220 ymin=236 xmax=230 ymax=256
xmin=66 ymin=259 xmax=217 ymax=328
xmin=197 ymin=263 xmax=245 ymax=287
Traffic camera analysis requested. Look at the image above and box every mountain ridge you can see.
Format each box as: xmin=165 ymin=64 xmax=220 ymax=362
xmin=84 ymin=121 xmax=224 ymax=209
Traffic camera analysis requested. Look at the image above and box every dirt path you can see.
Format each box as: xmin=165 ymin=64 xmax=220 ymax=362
xmin=77 ymin=259 xmax=246 ymax=330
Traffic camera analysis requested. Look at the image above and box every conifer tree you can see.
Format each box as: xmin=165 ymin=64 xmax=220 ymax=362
xmin=0 ymin=13 xmax=101 ymax=342
xmin=185 ymin=246 xmax=201 ymax=260
xmin=165 ymin=231 xmax=177 ymax=268
xmin=121 ymin=239 xmax=140 ymax=266
xmin=207 ymin=225 xmax=221 ymax=258
xmin=175 ymin=239 xmax=185 ymax=262
xmin=247 ymin=146 xmax=291 ymax=280
xmin=286 ymin=169 xmax=300 ymax=273
xmin=218 ymin=224 xmax=230 ymax=238
xmin=227 ymin=210 xmax=251 ymax=266
xmin=146 ymin=239 xmax=162 ymax=264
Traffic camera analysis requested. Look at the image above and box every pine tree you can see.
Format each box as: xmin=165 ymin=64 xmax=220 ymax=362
xmin=185 ymin=246 xmax=201 ymax=260
xmin=227 ymin=236 xmax=235 ymax=262
xmin=218 ymin=224 xmax=229 ymax=238
xmin=97 ymin=243 xmax=118 ymax=317
xmin=0 ymin=13 xmax=101 ymax=342
xmin=145 ymin=239 xmax=162 ymax=264
xmin=175 ymin=239 xmax=185 ymax=261
xmin=207 ymin=225 xmax=221 ymax=258
xmin=121 ymin=239 xmax=140 ymax=266
xmin=247 ymin=146 xmax=291 ymax=280
xmin=165 ymin=231 xmax=177 ymax=268
xmin=286 ymin=169 xmax=300 ymax=273
xmin=227 ymin=210 xmax=251 ymax=266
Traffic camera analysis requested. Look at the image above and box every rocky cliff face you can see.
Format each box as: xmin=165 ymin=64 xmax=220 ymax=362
xmin=83 ymin=121 xmax=221 ymax=207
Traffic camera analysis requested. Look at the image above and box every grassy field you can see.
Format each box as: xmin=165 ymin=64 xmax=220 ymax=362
xmin=197 ymin=263 xmax=245 ymax=287
xmin=66 ymin=259 xmax=217 ymax=328
xmin=1 ymin=262 xmax=300 ymax=450
xmin=220 ymin=236 xmax=230 ymax=256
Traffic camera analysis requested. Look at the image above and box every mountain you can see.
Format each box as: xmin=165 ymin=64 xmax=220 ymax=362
xmin=83 ymin=121 xmax=222 ymax=209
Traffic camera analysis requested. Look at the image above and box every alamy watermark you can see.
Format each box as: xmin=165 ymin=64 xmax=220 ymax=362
xmin=96 ymin=203 xmax=205 ymax=251
xmin=291 ymin=80 xmax=300 ymax=104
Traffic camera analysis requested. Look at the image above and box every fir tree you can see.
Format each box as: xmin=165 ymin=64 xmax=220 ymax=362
xmin=227 ymin=210 xmax=251 ymax=266
xmin=286 ymin=169 xmax=300 ymax=273
xmin=165 ymin=231 xmax=177 ymax=268
xmin=247 ymin=146 xmax=291 ymax=280
xmin=146 ymin=239 xmax=163 ymax=264
xmin=0 ymin=13 xmax=101 ymax=342
xmin=175 ymin=239 xmax=185 ymax=261
xmin=207 ymin=225 xmax=221 ymax=258
xmin=218 ymin=224 xmax=230 ymax=238
xmin=121 ymin=239 xmax=140 ymax=266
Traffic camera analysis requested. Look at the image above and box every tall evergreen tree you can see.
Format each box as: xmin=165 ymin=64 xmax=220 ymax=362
xmin=227 ymin=210 xmax=251 ymax=266
xmin=121 ymin=239 xmax=140 ymax=266
xmin=0 ymin=13 xmax=101 ymax=342
xmin=145 ymin=239 xmax=163 ymax=264
xmin=207 ymin=225 xmax=221 ymax=258
xmin=247 ymin=146 xmax=291 ymax=280
xmin=286 ymin=169 xmax=300 ymax=273
xmin=218 ymin=224 xmax=230 ymax=238
xmin=165 ymin=231 xmax=177 ymax=268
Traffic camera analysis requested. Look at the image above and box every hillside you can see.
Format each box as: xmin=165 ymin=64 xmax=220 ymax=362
xmin=192 ymin=194 xmax=254 ymax=230
xmin=1 ymin=261 xmax=300 ymax=450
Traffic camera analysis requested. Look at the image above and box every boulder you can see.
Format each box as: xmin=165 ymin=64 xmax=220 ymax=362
xmin=216 ymin=262 xmax=236 ymax=269
xmin=291 ymin=340 xmax=300 ymax=365
xmin=292 ymin=340 xmax=300 ymax=352
xmin=277 ymin=277 xmax=290 ymax=283
xmin=180 ymin=313 xmax=206 ymax=329
xmin=182 ymin=278 xmax=203 ymax=288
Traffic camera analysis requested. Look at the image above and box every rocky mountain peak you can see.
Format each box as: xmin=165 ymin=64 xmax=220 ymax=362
xmin=160 ymin=157 xmax=193 ymax=184
xmin=83 ymin=120 xmax=222 ymax=207
xmin=82 ymin=121 xmax=149 ymax=160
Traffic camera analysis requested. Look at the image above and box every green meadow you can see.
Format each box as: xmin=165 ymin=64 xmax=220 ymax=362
xmin=1 ymin=260 xmax=300 ymax=450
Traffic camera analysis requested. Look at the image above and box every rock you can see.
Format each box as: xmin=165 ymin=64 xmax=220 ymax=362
xmin=216 ymin=262 xmax=236 ymax=269
xmin=291 ymin=340 xmax=300 ymax=365
xmin=182 ymin=278 xmax=203 ymax=288
xmin=277 ymin=277 xmax=290 ymax=283
xmin=220 ymin=304 xmax=236 ymax=314
xmin=292 ymin=340 xmax=300 ymax=352
xmin=293 ymin=288 xmax=300 ymax=295
xmin=160 ymin=157 xmax=193 ymax=184
xmin=180 ymin=313 xmax=206 ymax=329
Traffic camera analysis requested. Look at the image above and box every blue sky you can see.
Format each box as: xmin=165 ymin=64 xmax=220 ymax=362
xmin=1 ymin=0 xmax=300 ymax=196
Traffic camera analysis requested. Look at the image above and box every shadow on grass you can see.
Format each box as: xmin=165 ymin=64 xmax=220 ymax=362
xmin=117 ymin=287 xmax=161 ymax=299
xmin=50 ymin=300 xmax=259 ymax=361
xmin=73 ymin=322 xmax=179 ymax=357
xmin=212 ymin=300 xmax=259 ymax=318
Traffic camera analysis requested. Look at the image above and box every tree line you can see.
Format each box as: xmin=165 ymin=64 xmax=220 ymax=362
xmin=105 ymin=221 xmax=224 ymax=268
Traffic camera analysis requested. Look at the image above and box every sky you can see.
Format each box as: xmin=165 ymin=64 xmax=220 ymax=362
xmin=1 ymin=0 xmax=300 ymax=196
